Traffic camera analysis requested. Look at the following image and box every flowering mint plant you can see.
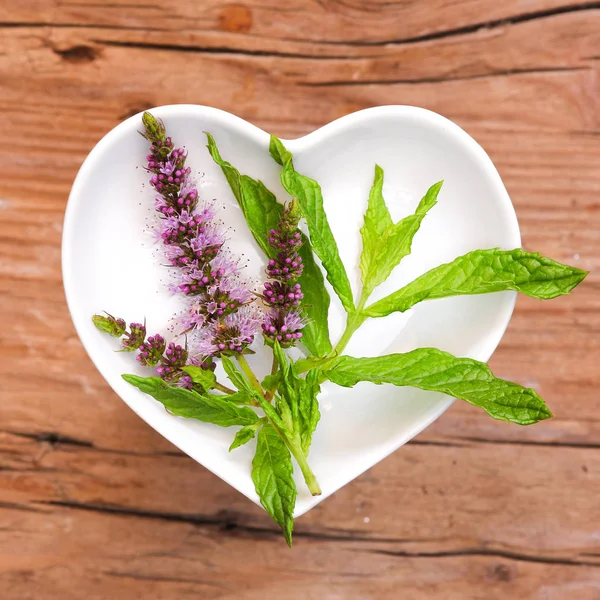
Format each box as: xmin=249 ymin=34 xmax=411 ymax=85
xmin=93 ymin=112 xmax=587 ymax=546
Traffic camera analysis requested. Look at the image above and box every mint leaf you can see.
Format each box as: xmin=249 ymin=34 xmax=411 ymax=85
xmin=296 ymin=243 xmax=333 ymax=356
xmin=360 ymin=170 xmax=441 ymax=298
xmin=359 ymin=165 xmax=392 ymax=292
xmin=262 ymin=372 xmax=282 ymax=392
xmin=253 ymin=392 xmax=289 ymax=434
xmin=181 ymin=365 xmax=216 ymax=391
xmin=207 ymin=390 xmax=255 ymax=406
xmin=206 ymin=133 xmax=278 ymax=257
xmin=299 ymin=369 xmax=321 ymax=454
xmin=252 ymin=423 xmax=297 ymax=546
xmin=365 ymin=248 xmax=588 ymax=318
xmin=325 ymin=350 xmax=552 ymax=425
xmin=123 ymin=375 xmax=258 ymax=427
xmin=269 ymin=135 xmax=355 ymax=314
xmin=268 ymin=136 xmax=293 ymax=166
xmin=229 ymin=419 xmax=264 ymax=451
xmin=221 ymin=356 xmax=254 ymax=393
xmin=206 ymin=133 xmax=332 ymax=356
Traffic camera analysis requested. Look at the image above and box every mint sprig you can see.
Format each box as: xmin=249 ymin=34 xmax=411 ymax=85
xmin=93 ymin=118 xmax=588 ymax=547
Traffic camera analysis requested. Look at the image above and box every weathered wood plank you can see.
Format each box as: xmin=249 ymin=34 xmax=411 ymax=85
xmin=3 ymin=0 xmax=600 ymax=46
xmin=1 ymin=428 xmax=600 ymax=558
xmin=1 ymin=25 xmax=600 ymax=135
xmin=0 ymin=504 xmax=599 ymax=600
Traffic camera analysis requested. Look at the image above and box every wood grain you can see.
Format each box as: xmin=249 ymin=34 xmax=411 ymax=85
xmin=0 ymin=1 xmax=599 ymax=598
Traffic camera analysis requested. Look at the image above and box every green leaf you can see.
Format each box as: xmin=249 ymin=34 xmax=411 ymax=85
xmin=181 ymin=365 xmax=216 ymax=391
xmin=296 ymin=242 xmax=332 ymax=356
xmin=254 ymin=393 xmax=289 ymax=434
xmin=229 ymin=419 xmax=264 ymax=451
xmin=360 ymin=171 xmax=442 ymax=298
xmin=262 ymin=372 xmax=282 ymax=392
xmin=206 ymin=390 xmax=255 ymax=406
xmin=269 ymin=135 xmax=355 ymax=314
xmin=365 ymin=248 xmax=588 ymax=318
xmin=207 ymin=132 xmax=281 ymax=257
xmin=221 ymin=357 xmax=254 ymax=393
xmin=299 ymin=369 xmax=321 ymax=454
xmin=269 ymin=135 xmax=293 ymax=166
xmin=206 ymin=133 xmax=332 ymax=356
xmin=252 ymin=423 xmax=297 ymax=546
xmin=324 ymin=350 xmax=552 ymax=425
xmin=123 ymin=375 xmax=258 ymax=427
xmin=359 ymin=165 xmax=392 ymax=291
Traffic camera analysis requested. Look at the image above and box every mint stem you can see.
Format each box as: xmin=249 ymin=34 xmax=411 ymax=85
xmin=213 ymin=381 xmax=236 ymax=395
xmin=236 ymin=354 xmax=264 ymax=396
xmin=291 ymin=441 xmax=322 ymax=496
xmin=281 ymin=431 xmax=321 ymax=496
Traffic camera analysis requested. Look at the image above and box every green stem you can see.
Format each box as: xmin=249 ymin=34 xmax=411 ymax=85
xmin=236 ymin=354 xmax=264 ymax=396
xmin=213 ymin=381 xmax=236 ymax=395
xmin=330 ymin=289 xmax=371 ymax=358
xmin=285 ymin=434 xmax=321 ymax=496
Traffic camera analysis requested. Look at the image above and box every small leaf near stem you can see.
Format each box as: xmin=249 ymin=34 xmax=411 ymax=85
xmin=265 ymin=355 xmax=279 ymax=402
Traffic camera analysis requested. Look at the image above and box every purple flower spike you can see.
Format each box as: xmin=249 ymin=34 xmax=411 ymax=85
xmin=122 ymin=322 xmax=146 ymax=352
xmin=92 ymin=313 xmax=127 ymax=337
xmin=141 ymin=112 xmax=258 ymax=361
xmin=192 ymin=307 xmax=261 ymax=357
xmin=262 ymin=309 xmax=305 ymax=348
xmin=261 ymin=200 xmax=305 ymax=348
xmin=136 ymin=334 xmax=166 ymax=367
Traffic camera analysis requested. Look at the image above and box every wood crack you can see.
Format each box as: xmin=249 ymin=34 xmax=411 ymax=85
xmin=408 ymin=440 xmax=463 ymax=448
xmin=453 ymin=437 xmax=600 ymax=450
xmin=95 ymin=39 xmax=355 ymax=60
xmin=367 ymin=547 xmax=600 ymax=568
xmin=10 ymin=430 xmax=94 ymax=448
xmin=1 ymin=429 xmax=184 ymax=458
xmin=37 ymin=500 xmax=430 ymax=543
xmin=103 ymin=571 xmax=228 ymax=588
xmin=299 ymin=66 xmax=589 ymax=87
xmin=0 ymin=21 xmax=167 ymax=32
xmin=302 ymin=2 xmax=600 ymax=46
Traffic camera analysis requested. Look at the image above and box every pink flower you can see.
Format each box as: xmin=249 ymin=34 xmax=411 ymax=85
xmin=141 ymin=111 xmax=261 ymax=361
xmin=191 ymin=306 xmax=261 ymax=357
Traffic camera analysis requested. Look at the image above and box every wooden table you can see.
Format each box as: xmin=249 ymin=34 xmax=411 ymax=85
xmin=1 ymin=2 xmax=599 ymax=598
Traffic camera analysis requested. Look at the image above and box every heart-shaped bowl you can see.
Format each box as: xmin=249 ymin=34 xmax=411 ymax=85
xmin=63 ymin=104 xmax=520 ymax=517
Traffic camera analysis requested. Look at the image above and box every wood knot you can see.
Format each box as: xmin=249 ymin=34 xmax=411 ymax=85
xmin=54 ymin=45 xmax=100 ymax=64
xmin=219 ymin=4 xmax=253 ymax=33
xmin=489 ymin=563 xmax=512 ymax=582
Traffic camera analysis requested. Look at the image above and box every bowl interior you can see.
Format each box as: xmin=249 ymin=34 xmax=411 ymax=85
xmin=63 ymin=105 xmax=520 ymax=516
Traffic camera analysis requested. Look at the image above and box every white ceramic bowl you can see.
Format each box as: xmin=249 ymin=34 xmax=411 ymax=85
xmin=62 ymin=105 xmax=520 ymax=517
